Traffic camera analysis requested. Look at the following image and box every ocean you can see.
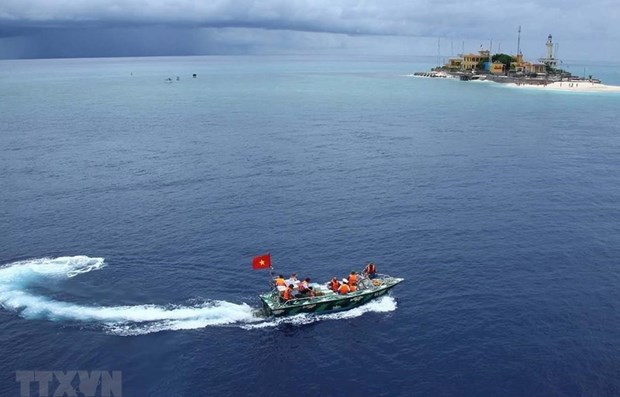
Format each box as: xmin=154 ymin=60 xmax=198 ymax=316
xmin=1 ymin=55 xmax=620 ymax=397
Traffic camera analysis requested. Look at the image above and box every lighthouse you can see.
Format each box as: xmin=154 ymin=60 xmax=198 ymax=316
xmin=539 ymin=34 xmax=557 ymax=67
xmin=546 ymin=34 xmax=554 ymax=61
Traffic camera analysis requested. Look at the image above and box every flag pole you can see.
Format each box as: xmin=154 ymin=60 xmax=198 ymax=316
xmin=269 ymin=266 xmax=275 ymax=288
xmin=268 ymin=254 xmax=275 ymax=289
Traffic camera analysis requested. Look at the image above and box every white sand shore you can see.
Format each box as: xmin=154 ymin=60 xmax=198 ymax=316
xmin=507 ymin=81 xmax=620 ymax=92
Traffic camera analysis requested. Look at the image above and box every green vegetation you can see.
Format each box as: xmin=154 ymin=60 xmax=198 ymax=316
xmin=474 ymin=53 xmax=514 ymax=71
xmin=492 ymin=54 xmax=514 ymax=69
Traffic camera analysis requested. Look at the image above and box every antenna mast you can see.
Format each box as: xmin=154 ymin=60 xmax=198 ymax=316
xmin=517 ymin=25 xmax=521 ymax=55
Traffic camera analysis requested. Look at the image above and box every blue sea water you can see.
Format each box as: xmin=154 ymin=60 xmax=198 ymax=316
xmin=1 ymin=55 xmax=620 ymax=397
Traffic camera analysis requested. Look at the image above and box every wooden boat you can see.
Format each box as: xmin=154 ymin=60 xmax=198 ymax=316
xmin=259 ymin=274 xmax=403 ymax=317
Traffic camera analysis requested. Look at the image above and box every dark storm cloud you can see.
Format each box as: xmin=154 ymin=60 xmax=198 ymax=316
xmin=2 ymin=0 xmax=617 ymax=39
xmin=0 ymin=0 xmax=618 ymax=59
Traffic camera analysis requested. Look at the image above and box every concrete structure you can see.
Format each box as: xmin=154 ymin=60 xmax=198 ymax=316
xmin=438 ymin=34 xmax=557 ymax=76
xmin=510 ymin=53 xmax=546 ymax=75
xmin=419 ymin=31 xmax=608 ymax=88
xmin=530 ymin=63 xmax=547 ymax=74
xmin=489 ymin=62 xmax=505 ymax=75
xmin=461 ymin=49 xmax=490 ymax=71
xmin=445 ymin=57 xmax=463 ymax=71
xmin=539 ymin=34 xmax=557 ymax=67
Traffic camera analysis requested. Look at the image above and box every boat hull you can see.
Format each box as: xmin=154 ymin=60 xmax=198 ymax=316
xmin=259 ymin=277 xmax=403 ymax=317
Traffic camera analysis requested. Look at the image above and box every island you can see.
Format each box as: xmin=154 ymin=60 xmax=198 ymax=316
xmin=414 ymin=33 xmax=620 ymax=93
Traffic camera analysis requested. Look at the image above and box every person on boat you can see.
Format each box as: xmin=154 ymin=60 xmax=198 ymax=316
xmin=348 ymin=271 xmax=358 ymax=287
xmin=281 ymin=284 xmax=294 ymax=302
xmin=274 ymin=275 xmax=286 ymax=287
xmin=296 ymin=278 xmax=311 ymax=297
xmin=338 ymin=279 xmax=351 ymax=295
xmin=363 ymin=262 xmax=377 ymax=279
xmin=286 ymin=273 xmax=299 ymax=287
xmin=329 ymin=277 xmax=340 ymax=292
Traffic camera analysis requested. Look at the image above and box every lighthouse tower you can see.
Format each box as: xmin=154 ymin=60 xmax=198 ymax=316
xmin=546 ymin=35 xmax=554 ymax=60
xmin=539 ymin=34 xmax=557 ymax=67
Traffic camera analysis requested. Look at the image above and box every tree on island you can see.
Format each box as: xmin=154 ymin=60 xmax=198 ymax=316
xmin=476 ymin=53 xmax=514 ymax=71
xmin=492 ymin=54 xmax=514 ymax=69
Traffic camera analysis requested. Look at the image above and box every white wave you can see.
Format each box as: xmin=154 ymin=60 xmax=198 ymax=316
xmin=0 ymin=256 xmax=398 ymax=336
xmin=241 ymin=295 xmax=398 ymax=330
xmin=0 ymin=256 xmax=260 ymax=335
xmin=102 ymin=303 xmax=261 ymax=336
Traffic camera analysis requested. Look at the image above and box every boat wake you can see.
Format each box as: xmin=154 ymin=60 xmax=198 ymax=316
xmin=241 ymin=295 xmax=397 ymax=330
xmin=0 ymin=256 xmax=397 ymax=336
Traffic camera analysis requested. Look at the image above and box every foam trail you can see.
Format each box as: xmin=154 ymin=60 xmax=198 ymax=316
xmin=0 ymin=256 xmax=259 ymax=335
xmin=242 ymin=295 xmax=398 ymax=329
xmin=0 ymin=256 xmax=398 ymax=336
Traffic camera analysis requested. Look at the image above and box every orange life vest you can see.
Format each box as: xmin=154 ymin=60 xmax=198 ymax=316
xmin=281 ymin=288 xmax=292 ymax=301
xmin=338 ymin=284 xmax=350 ymax=295
xmin=329 ymin=279 xmax=340 ymax=292
xmin=349 ymin=284 xmax=357 ymax=292
xmin=348 ymin=274 xmax=358 ymax=286
xmin=275 ymin=277 xmax=286 ymax=286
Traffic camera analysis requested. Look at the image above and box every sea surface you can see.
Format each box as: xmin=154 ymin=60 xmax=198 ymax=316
xmin=1 ymin=55 xmax=620 ymax=397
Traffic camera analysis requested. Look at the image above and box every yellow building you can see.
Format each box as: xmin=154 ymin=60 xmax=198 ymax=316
xmin=489 ymin=62 xmax=505 ymax=75
xmin=510 ymin=54 xmax=527 ymax=73
xmin=462 ymin=50 xmax=490 ymax=70
xmin=446 ymin=58 xmax=463 ymax=70
xmin=442 ymin=47 xmax=549 ymax=75
xmin=510 ymin=53 xmax=547 ymax=74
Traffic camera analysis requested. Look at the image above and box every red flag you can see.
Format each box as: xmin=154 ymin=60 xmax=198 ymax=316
xmin=252 ymin=253 xmax=271 ymax=270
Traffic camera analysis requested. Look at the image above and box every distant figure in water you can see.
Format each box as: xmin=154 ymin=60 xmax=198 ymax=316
xmin=192 ymin=74 xmax=197 ymax=78
xmin=176 ymin=76 xmax=180 ymax=81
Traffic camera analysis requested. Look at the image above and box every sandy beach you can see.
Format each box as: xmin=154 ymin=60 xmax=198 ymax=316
xmin=507 ymin=81 xmax=620 ymax=92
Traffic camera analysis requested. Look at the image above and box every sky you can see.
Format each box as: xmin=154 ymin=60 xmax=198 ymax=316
xmin=0 ymin=0 xmax=619 ymax=61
